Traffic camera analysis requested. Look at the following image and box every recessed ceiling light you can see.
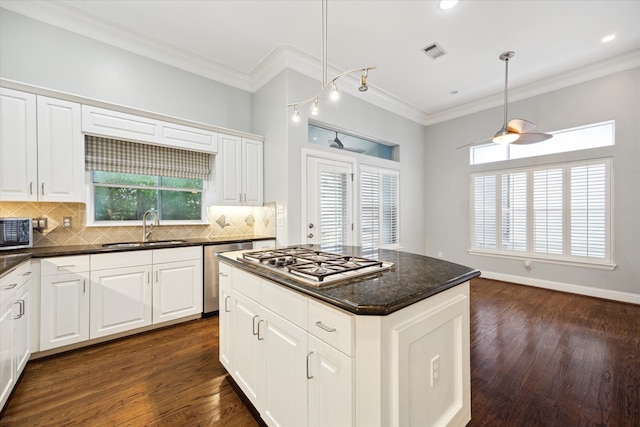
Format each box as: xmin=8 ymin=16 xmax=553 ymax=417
xmin=440 ymin=1 xmax=459 ymax=10
xmin=601 ymin=33 xmax=616 ymax=43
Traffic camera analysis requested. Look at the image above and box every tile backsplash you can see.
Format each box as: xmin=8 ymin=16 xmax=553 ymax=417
xmin=0 ymin=201 xmax=276 ymax=247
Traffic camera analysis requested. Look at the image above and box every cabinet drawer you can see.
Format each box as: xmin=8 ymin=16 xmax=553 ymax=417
xmin=308 ymin=298 xmax=354 ymax=356
xmin=261 ymin=279 xmax=307 ymax=329
xmin=90 ymin=251 xmax=152 ymax=271
xmin=153 ymin=246 xmax=201 ymax=264
xmin=14 ymin=260 xmax=32 ymax=286
xmin=41 ymin=255 xmax=90 ymax=276
xmin=219 ymin=262 xmax=233 ymax=283
xmin=232 ymin=268 xmax=261 ymax=301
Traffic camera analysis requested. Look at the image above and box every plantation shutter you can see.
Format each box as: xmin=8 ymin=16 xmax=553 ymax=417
xmin=85 ymin=135 xmax=210 ymax=179
xmin=533 ymin=168 xmax=563 ymax=255
xmin=360 ymin=167 xmax=399 ymax=250
xmin=360 ymin=169 xmax=379 ymax=250
xmin=319 ymin=170 xmax=348 ymax=246
xmin=501 ymin=172 xmax=527 ymax=251
xmin=473 ymin=175 xmax=497 ymax=249
xmin=570 ymin=162 xmax=607 ymax=258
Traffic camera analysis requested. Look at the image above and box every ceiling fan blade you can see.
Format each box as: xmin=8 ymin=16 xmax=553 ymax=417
xmin=511 ymin=132 xmax=553 ymax=145
xmin=456 ymin=136 xmax=492 ymax=150
xmin=507 ymin=118 xmax=536 ymax=134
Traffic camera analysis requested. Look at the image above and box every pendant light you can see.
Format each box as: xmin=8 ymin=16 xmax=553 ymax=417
xmin=287 ymin=0 xmax=376 ymax=121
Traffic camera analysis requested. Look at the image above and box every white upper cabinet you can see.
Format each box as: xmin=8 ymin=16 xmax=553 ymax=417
xmin=1 ymin=89 xmax=83 ymax=202
xmin=36 ymin=96 xmax=84 ymax=202
xmin=0 ymin=88 xmax=37 ymax=201
xmin=81 ymin=105 xmax=218 ymax=153
xmin=216 ymin=134 xmax=263 ymax=206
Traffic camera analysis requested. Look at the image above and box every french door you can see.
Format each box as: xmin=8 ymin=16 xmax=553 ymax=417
xmin=305 ymin=156 xmax=355 ymax=248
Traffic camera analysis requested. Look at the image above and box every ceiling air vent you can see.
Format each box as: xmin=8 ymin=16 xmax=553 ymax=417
xmin=422 ymin=43 xmax=447 ymax=60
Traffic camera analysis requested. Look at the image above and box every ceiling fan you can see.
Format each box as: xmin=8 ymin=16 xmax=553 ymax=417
xmin=457 ymin=51 xmax=552 ymax=149
xmin=329 ymin=132 xmax=365 ymax=153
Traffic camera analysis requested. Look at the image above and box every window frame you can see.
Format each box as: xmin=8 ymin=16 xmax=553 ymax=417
xmin=85 ymin=169 xmax=213 ymax=227
xmin=469 ymin=157 xmax=614 ymax=270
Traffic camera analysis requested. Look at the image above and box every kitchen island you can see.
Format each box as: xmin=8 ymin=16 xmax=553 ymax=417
xmin=217 ymin=245 xmax=480 ymax=427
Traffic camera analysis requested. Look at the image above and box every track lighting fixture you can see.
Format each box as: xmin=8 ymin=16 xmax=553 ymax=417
xmin=287 ymin=0 xmax=376 ymax=122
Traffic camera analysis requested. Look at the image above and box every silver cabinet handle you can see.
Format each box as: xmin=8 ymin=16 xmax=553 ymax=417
xmin=315 ymin=321 xmax=336 ymax=332
xmin=219 ymin=272 xmax=228 ymax=278
xmin=13 ymin=300 xmax=25 ymax=319
xmin=239 ymin=193 xmax=242 ymax=202
xmin=252 ymin=315 xmax=259 ymax=335
xmin=224 ymin=296 xmax=231 ymax=312
xmin=147 ymin=271 xmax=150 ymax=284
xmin=4 ymin=283 xmax=17 ymax=290
xmin=22 ymin=271 xmax=32 ymax=277
xmin=82 ymin=279 xmax=86 ymax=294
xmin=29 ymin=182 xmax=33 ymax=195
xmin=156 ymin=271 xmax=159 ymax=283
xmin=257 ymin=319 xmax=265 ymax=340
xmin=57 ymin=265 xmax=76 ymax=271
xmin=41 ymin=182 xmax=45 ymax=196
xmin=306 ymin=352 xmax=314 ymax=379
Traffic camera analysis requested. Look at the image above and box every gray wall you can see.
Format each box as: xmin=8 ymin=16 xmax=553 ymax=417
xmin=254 ymin=69 xmax=426 ymax=254
xmin=424 ymin=68 xmax=640 ymax=295
xmin=0 ymin=9 xmax=252 ymax=132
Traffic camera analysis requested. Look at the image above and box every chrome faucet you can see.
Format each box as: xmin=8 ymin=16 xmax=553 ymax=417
xmin=142 ymin=209 xmax=159 ymax=242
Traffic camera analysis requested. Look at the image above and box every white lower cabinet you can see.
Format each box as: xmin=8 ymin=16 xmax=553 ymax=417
xmin=40 ymin=256 xmax=90 ymax=351
xmin=152 ymin=247 xmax=203 ymax=323
xmin=1 ymin=260 xmax=32 ymax=411
xmin=219 ymin=262 xmax=471 ymax=427
xmin=39 ymin=247 xmax=202 ymax=353
xmin=307 ymin=334 xmax=353 ymax=427
xmin=90 ymin=265 xmax=152 ymax=338
xmin=221 ymin=265 xmax=353 ymax=427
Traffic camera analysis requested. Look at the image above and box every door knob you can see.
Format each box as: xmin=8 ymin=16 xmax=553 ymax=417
xmin=308 ymin=223 xmax=314 ymax=229
xmin=307 ymin=233 xmax=314 ymax=238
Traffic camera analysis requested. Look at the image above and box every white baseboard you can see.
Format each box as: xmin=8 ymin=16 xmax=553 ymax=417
xmin=480 ymin=271 xmax=640 ymax=305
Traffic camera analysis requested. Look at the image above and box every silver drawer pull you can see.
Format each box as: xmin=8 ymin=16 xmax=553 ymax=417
xmin=219 ymin=272 xmax=228 ymax=277
xmin=4 ymin=283 xmax=18 ymax=290
xmin=306 ymin=352 xmax=314 ymax=379
xmin=57 ymin=265 xmax=76 ymax=270
xmin=315 ymin=321 xmax=336 ymax=333
xmin=252 ymin=315 xmax=260 ymax=335
xmin=22 ymin=271 xmax=32 ymax=276
xmin=257 ymin=319 xmax=265 ymax=340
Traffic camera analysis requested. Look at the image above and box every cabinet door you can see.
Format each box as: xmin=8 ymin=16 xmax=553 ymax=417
xmin=219 ymin=280 xmax=233 ymax=371
xmin=308 ymin=334 xmax=354 ymax=427
xmin=40 ymin=272 xmax=90 ymax=351
xmin=217 ymin=134 xmax=242 ymax=205
xmin=36 ymin=96 xmax=83 ymax=202
xmin=261 ymin=311 xmax=308 ymax=427
xmin=81 ymin=105 xmax=161 ymax=145
xmin=13 ymin=280 xmax=30 ymax=377
xmin=242 ymin=138 xmax=263 ymax=206
xmin=0 ymin=276 xmax=16 ymax=410
xmin=231 ymin=291 xmax=263 ymax=409
xmin=152 ymin=259 xmax=202 ymax=324
xmin=0 ymin=88 xmax=37 ymax=201
xmin=90 ymin=266 xmax=152 ymax=339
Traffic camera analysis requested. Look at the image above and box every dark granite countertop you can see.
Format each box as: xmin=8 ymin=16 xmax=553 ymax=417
xmin=0 ymin=235 xmax=274 ymax=277
xmin=217 ymin=245 xmax=480 ymax=316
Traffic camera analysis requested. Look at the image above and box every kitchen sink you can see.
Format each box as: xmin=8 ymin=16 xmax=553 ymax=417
xmin=102 ymin=240 xmax=187 ymax=248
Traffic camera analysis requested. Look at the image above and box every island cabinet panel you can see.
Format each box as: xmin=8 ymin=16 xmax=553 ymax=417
xmin=231 ymin=291 xmax=263 ymax=407
xmin=218 ymin=264 xmax=233 ymax=371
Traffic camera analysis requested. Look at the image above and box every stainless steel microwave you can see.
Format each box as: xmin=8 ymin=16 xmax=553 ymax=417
xmin=0 ymin=218 xmax=33 ymax=250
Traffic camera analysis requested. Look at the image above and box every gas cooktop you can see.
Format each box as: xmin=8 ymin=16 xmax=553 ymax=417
xmin=238 ymin=247 xmax=394 ymax=286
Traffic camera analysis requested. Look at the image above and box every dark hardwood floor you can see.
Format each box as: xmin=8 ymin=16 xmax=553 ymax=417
xmin=1 ymin=278 xmax=638 ymax=426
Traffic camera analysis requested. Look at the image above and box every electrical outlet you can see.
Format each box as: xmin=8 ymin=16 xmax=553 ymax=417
xmin=63 ymin=217 xmax=73 ymax=228
xmin=430 ymin=355 xmax=440 ymax=386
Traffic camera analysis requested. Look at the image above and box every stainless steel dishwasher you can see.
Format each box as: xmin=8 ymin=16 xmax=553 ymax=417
xmin=203 ymin=242 xmax=253 ymax=316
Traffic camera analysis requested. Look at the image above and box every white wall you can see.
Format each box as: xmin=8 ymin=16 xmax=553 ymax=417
xmin=0 ymin=9 xmax=252 ymax=132
xmin=424 ymin=68 xmax=640 ymax=297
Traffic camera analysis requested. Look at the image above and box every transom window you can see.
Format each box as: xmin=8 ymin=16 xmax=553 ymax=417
xmin=470 ymin=121 xmax=614 ymax=165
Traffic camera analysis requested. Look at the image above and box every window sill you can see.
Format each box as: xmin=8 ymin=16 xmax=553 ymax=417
xmin=467 ymin=249 xmax=617 ymax=271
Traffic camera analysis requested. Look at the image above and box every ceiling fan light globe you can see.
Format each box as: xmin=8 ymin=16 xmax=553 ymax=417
xmin=493 ymin=129 xmax=520 ymax=144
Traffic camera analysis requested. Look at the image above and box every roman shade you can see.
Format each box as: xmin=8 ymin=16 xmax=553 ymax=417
xmin=85 ymin=135 xmax=210 ymax=180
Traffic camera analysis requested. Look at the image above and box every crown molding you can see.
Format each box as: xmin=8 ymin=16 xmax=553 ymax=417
xmin=3 ymin=2 xmax=638 ymax=127
xmin=423 ymin=49 xmax=640 ymax=126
